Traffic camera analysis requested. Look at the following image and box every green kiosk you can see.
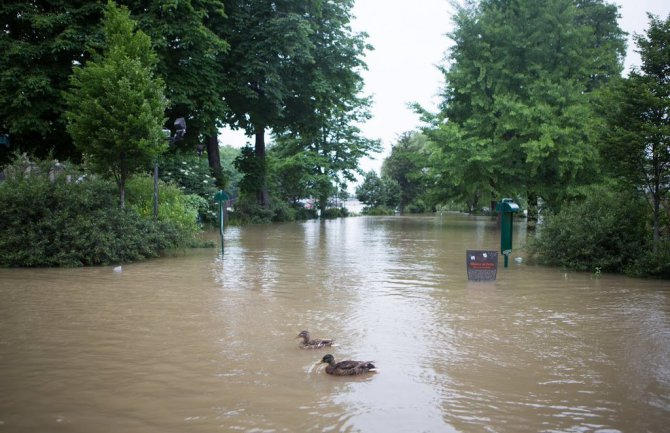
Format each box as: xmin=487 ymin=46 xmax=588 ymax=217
xmin=495 ymin=198 xmax=520 ymax=268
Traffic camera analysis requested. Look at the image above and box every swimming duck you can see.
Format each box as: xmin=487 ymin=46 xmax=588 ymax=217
xmin=296 ymin=330 xmax=335 ymax=349
xmin=320 ymin=354 xmax=376 ymax=376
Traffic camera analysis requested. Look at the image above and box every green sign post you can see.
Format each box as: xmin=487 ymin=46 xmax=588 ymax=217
xmin=214 ymin=190 xmax=229 ymax=253
xmin=495 ymin=198 xmax=520 ymax=268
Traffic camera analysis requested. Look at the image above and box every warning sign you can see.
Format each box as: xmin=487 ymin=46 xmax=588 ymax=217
xmin=466 ymin=250 xmax=498 ymax=281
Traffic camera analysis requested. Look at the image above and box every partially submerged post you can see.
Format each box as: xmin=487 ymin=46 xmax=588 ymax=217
xmin=495 ymin=198 xmax=520 ymax=267
xmin=215 ymin=190 xmax=229 ymax=253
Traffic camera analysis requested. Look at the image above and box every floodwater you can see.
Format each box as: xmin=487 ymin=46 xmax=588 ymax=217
xmin=1 ymin=214 xmax=669 ymax=433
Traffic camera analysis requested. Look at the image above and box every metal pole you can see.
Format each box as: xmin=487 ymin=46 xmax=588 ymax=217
xmin=153 ymin=162 xmax=159 ymax=221
xmin=219 ymin=199 xmax=225 ymax=254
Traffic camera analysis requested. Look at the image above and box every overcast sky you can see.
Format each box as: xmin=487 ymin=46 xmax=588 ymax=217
xmin=219 ymin=0 xmax=670 ymax=175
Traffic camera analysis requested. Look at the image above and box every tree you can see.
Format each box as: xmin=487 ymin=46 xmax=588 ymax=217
xmin=355 ymin=170 xmax=399 ymax=211
xmin=121 ymin=0 xmax=229 ymax=183
xmin=382 ymin=131 xmax=431 ymax=214
xmin=421 ymin=0 xmax=625 ymax=221
xmin=64 ymin=1 xmax=167 ymax=208
xmin=220 ymin=0 xmax=314 ymax=207
xmin=273 ymin=100 xmax=380 ymax=212
xmin=0 ymin=0 xmax=230 ymax=178
xmin=220 ymin=0 xmax=373 ymax=209
xmin=600 ymin=13 xmax=670 ymax=252
xmin=270 ymin=0 xmax=376 ymax=212
xmin=0 ymin=0 xmax=103 ymax=162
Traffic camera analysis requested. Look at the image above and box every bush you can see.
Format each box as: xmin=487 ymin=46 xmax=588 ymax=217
xmin=362 ymin=206 xmax=396 ymax=216
xmin=321 ymin=207 xmax=348 ymax=219
xmin=229 ymin=194 xmax=326 ymax=224
xmin=157 ymin=151 xmax=219 ymax=223
xmin=125 ymin=175 xmax=202 ymax=240
xmin=294 ymin=205 xmax=318 ymax=221
xmin=626 ymin=240 xmax=670 ymax=278
xmin=270 ymin=199 xmax=296 ymax=222
xmin=406 ymin=200 xmax=429 ymax=214
xmin=0 ymin=157 xmax=203 ymax=267
xmin=527 ymin=184 xmax=649 ymax=273
xmin=229 ymin=195 xmax=275 ymax=224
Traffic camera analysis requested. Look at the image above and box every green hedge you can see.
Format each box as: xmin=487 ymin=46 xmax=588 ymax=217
xmin=0 ymin=172 xmax=196 ymax=267
xmin=528 ymin=184 xmax=650 ymax=274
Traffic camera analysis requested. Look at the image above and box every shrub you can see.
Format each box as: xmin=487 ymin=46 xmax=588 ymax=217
xmin=626 ymin=240 xmax=670 ymax=278
xmin=294 ymin=205 xmax=318 ymax=221
xmin=0 ymin=156 xmax=203 ymax=267
xmin=157 ymin=151 xmax=219 ymax=223
xmin=125 ymin=175 xmax=201 ymax=239
xmin=321 ymin=207 xmax=348 ymax=219
xmin=229 ymin=195 xmax=275 ymax=224
xmin=229 ymin=193 xmax=326 ymax=224
xmin=527 ymin=184 xmax=649 ymax=273
xmin=362 ymin=206 xmax=396 ymax=216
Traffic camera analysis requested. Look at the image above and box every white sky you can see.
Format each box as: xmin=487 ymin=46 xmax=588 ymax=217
xmin=219 ymin=0 xmax=670 ymax=177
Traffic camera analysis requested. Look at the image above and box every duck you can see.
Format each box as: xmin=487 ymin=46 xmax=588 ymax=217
xmin=320 ymin=354 xmax=376 ymax=376
xmin=296 ymin=330 xmax=335 ymax=349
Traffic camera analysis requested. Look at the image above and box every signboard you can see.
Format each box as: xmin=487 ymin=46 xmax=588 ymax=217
xmin=466 ymin=250 xmax=498 ymax=281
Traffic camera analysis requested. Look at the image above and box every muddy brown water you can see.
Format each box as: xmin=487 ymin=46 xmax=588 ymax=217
xmin=1 ymin=214 xmax=668 ymax=433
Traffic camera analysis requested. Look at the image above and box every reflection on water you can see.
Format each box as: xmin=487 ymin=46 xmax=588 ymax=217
xmin=1 ymin=214 xmax=669 ymax=433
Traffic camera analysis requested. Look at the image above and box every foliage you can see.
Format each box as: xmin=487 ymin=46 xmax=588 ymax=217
xmin=158 ymin=151 xmax=218 ymax=198
xmin=268 ymin=150 xmax=315 ymax=205
xmin=234 ymin=145 xmax=266 ymax=199
xmin=598 ymin=13 xmax=670 ymax=251
xmin=0 ymin=168 xmax=191 ymax=267
xmin=157 ymin=151 xmax=219 ymax=223
xmin=125 ymin=175 xmax=202 ymax=240
xmin=0 ymin=0 xmax=103 ymax=162
xmin=527 ymin=183 xmax=649 ymax=273
xmin=418 ymin=0 xmax=625 ymax=213
xmin=229 ymin=194 xmax=279 ymax=224
xmin=273 ymin=102 xmax=381 ymax=211
xmin=121 ymin=0 xmax=229 ymax=149
xmin=64 ymin=1 xmax=167 ymax=208
xmin=356 ymin=171 xmax=400 ymax=212
xmin=627 ymin=240 xmax=670 ymax=278
xmin=220 ymin=0 xmax=372 ymax=208
xmin=269 ymin=0 xmax=378 ymax=211
xmin=382 ymin=131 xmax=430 ymax=213
xmin=0 ymin=0 xmax=229 ymax=169
xmin=321 ymin=207 xmax=349 ymax=219
xmin=362 ymin=206 xmax=396 ymax=216
xmin=219 ymin=145 xmax=242 ymax=199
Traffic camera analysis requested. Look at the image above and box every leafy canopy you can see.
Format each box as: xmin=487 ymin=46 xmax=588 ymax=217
xmin=420 ymin=0 xmax=625 ymax=211
xmin=64 ymin=1 xmax=167 ymax=207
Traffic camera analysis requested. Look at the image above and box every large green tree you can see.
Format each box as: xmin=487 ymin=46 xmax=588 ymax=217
xmin=0 ymin=0 xmax=103 ymax=162
xmin=64 ymin=1 xmax=167 ymax=208
xmin=600 ymin=13 xmax=670 ymax=251
xmin=421 ymin=0 xmax=625 ymax=220
xmin=122 ymin=0 xmax=229 ymax=181
xmin=1 ymin=0 xmax=229 ymax=175
xmin=273 ymin=99 xmax=380 ymax=212
xmin=355 ymin=170 xmax=399 ymax=211
xmin=381 ymin=131 xmax=430 ymax=214
xmin=220 ymin=0 xmax=373 ymax=208
xmin=220 ymin=0 xmax=314 ymax=207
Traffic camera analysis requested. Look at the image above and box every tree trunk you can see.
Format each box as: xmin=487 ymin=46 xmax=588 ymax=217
xmin=527 ymin=191 xmax=538 ymax=230
xmin=119 ymin=173 xmax=126 ymax=209
xmin=319 ymin=195 xmax=328 ymax=214
xmin=205 ymin=134 xmax=223 ymax=187
xmin=255 ymin=124 xmax=270 ymax=208
xmin=653 ymin=185 xmax=660 ymax=254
